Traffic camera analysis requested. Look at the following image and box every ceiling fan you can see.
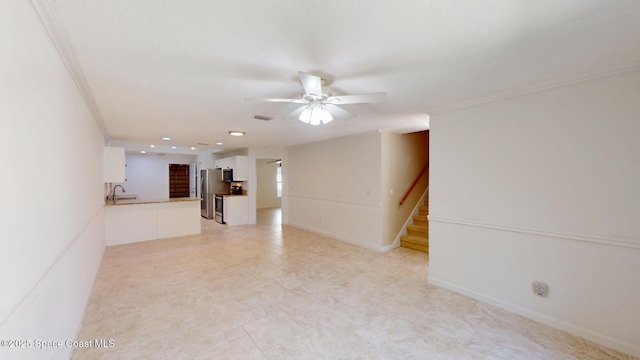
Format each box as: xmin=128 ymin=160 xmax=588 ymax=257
xmin=245 ymin=71 xmax=387 ymax=125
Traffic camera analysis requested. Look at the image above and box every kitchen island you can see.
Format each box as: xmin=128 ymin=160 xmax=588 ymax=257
xmin=105 ymin=197 xmax=202 ymax=246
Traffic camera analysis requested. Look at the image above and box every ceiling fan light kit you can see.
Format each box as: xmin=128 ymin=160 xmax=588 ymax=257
xmin=299 ymin=105 xmax=333 ymax=125
xmin=245 ymin=71 xmax=387 ymax=126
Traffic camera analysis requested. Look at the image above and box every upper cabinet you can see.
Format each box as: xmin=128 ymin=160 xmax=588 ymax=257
xmin=214 ymin=157 xmax=232 ymax=169
xmin=214 ymin=155 xmax=248 ymax=181
xmin=232 ymin=156 xmax=248 ymax=181
xmin=104 ymin=147 xmax=125 ymax=182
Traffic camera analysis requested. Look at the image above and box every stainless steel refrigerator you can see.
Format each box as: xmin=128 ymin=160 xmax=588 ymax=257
xmin=200 ymin=169 xmax=229 ymax=219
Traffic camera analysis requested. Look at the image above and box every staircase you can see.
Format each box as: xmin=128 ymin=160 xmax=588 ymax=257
xmin=400 ymin=196 xmax=429 ymax=253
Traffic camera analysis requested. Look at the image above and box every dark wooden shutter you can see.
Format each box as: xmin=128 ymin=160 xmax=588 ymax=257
xmin=169 ymin=164 xmax=190 ymax=198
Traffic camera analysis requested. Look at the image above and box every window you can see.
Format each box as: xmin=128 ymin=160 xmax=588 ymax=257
xmin=276 ymin=165 xmax=282 ymax=197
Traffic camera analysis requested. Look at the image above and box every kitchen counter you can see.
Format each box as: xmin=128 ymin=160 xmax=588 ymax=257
xmin=105 ymin=197 xmax=202 ymax=245
xmin=106 ymin=197 xmax=201 ymax=206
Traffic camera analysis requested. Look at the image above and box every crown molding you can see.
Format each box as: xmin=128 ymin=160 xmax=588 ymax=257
xmin=30 ymin=0 xmax=110 ymax=142
xmin=427 ymin=62 xmax=640 ymax=115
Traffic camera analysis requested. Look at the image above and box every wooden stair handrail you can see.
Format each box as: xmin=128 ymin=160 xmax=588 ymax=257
xmin=399 ymin=163 xmax=428 ymax=205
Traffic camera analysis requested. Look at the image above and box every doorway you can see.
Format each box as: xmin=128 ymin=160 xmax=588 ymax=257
xmin=169 ymin=164 xmax=190 ymax=198
xmin=256 ymin=158 xmax=282 ymax=224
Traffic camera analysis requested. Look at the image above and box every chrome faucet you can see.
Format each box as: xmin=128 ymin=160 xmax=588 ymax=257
xmin=112 ymin=185 xmax=126 ymax=204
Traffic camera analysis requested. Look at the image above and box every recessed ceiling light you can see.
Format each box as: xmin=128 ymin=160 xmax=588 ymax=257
xmin=191 ymin=147 xmax=196 ymax=150
xmin=229 ymin=131 xmax=245 ymax=137
xmin=162 ymin=137 xmax=171 ymax=141
xmin=150 ymin=145 xmax=155 ymax=148
xmin=171 ymin=146 xmax=178 ymax=149
xmin=140 ymin=150 xmax=147 ymax=154
xmin=216 ymin=142 xmax=223 ymax=146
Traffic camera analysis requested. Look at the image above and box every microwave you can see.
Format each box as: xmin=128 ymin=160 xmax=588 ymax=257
xmin=222 ymin=168 xmax=233 ymax=182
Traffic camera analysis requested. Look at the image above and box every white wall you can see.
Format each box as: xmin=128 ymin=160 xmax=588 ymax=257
xmin=429 ymin=69 xmax=640 ymax=357
xmin=256 ymin=159 xmax=281 ymax=209
xmin=196 ymin=150 xmax=216 ymax=171
xmin=286 ymin=131 xmax=383 ymax=250
xmin=0 ymin=1 xmax=106 ymax=359
xmin=114 ymin=153 xmax=196 ymax=200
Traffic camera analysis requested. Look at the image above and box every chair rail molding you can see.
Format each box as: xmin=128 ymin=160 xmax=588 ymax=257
xmin=428 ymin=215 xmax=640 ymax=249
xmin=287 ymin=194 xmax=381 ymax=208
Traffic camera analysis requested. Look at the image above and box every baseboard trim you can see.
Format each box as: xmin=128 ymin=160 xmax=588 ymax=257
xmin=428 ymin=276 xmax=640 ymax=358
xmin=287 ymin=223 xmax=384 ymax=252
xmin=428 ymin=216 xmax=640 ymax=249
xmin=380 ymin=242 xmax=400 ymax=252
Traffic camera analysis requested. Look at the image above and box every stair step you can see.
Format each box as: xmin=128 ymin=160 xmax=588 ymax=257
xmin=400 ymin=235 xmax=429 ymax=253
xmin=412 ymin=215 xmax=428 ymax=226
xmin=419 ymin=206 xmax=429 ymax=216
xmin=401 ymin=234 xmax=428 ymax=246
xmin=407 ymin=224 xmax=428 ymax=237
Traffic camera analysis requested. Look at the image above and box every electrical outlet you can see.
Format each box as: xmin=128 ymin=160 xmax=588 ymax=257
xmin=532 ymin=281 xmax=548 ymax=297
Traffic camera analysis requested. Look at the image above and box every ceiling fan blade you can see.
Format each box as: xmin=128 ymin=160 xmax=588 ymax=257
xmin=327 ymin=92 xmax=387 ymax=105
xmin=324 ymin=104 xmax=354 ymax=120
xmin=298 ymin=71 xmax=322 ymax=96
xmin=244 ymin=97 xmax=307 ymax=103
xmin=284 ymin=105 xmax=308 ymax=119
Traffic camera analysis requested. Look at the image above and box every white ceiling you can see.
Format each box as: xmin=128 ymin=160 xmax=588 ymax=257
xmin=51 ymin=0 xmax=640 ymax=153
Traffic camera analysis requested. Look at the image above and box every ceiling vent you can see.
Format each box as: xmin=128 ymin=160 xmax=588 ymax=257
xmin=253 ymin=115 xmax=273 ymax=121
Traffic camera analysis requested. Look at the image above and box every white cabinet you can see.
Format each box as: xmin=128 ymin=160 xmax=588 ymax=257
xmin=215 ymin=157 xmax=232 ymax=169
xmin=105 ymin=200 xmax=201 ymax=245
xmin=104 ymin=147 xmax=125 ymax=182
xmin=223 ymin=196 xmax=248 ymax=226
xmin=105 ymin=203 xmax=157 ymax=245
xmin=157 ymin=201 xmax=202 ymax=238
xmin=232 ymin=156 xmax=248 ymax=181
xmin=214 ymin=155 xmax=248 ymax=181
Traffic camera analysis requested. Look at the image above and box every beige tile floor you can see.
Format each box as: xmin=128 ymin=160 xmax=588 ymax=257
xmin=73 ymin=214 xmax=635 ymax=359
xmin=256 ymin=207 xmax=282 ymax=225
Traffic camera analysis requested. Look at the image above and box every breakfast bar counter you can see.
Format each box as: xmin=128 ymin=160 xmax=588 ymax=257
xmin=105 ymin=197 xmax=202 ymax=246
xmin=105 ymin=197 xmax=201 ymax=206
